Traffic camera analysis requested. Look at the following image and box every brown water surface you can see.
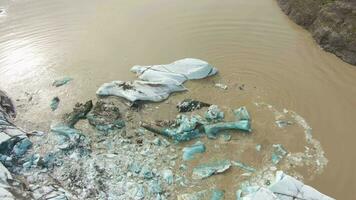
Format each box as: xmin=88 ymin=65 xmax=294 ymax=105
xmin=0 ymin=0 xmax=355 ymax=199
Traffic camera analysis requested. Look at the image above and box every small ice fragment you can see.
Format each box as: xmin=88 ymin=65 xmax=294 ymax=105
xmin=52 ymin=77 xmax=73 ymax=87
xmin=255 ymin=144 xmax=262 ymax=152
xmin=232 ymin=160 xmax=256 ymax=173
xmin=275 ymin=120 xmax=293 ymax=128
xmin=234 ymin=106 xmax=250 ymax=121
xmin=205 ymin=105 xmax=224 ymax=122
xmin=161 ymin=169 xmax=173 ymax=185
xmin=182 ymin=141 xmax=206 ymax=161
xmin=192 ymin=160 xmax=231 ymax=179
xmin=215 ymin=83 xmax=228 ymax=90
xmin=271 ymin=144 xmax=288 ymax=165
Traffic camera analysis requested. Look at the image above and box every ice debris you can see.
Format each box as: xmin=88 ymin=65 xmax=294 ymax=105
xmin=232 ymin=160 xmax=256 ymax=173
xmin=255 ymin=102 xmax=328 ymax=173
xmin=255 ymin=144 xmax=261 ymax=152
xmin=192 ymin=160 xmax=231 ymax=179
xmin=141 ymin=166 xmax=154 ymax=180
xmin=275 ymin=120 xmax=293 ymax=128
xmin=162 ymin=169 xmax=174 ymax=185
xmin=50 ymin=97 xmax=60 ymax=111
xmin=178 ymin=188 xmax=225 ymax=200
xmin=211 ymin=189 xmax=225 ymax=200
xmin=11 ymin=137 xmax=32 ymax=157
xmin=97 ymin=58 xmax=218 ymax=102
xmin=221 ymin=133 xmax=232 ymax=141
xmin=271 ymin=144 xmax=288 ymax=165
xmin=52 ymin=77 xmax=73 ymax=87
xmin=205 ymin=105 xmax=224 ymax=122
xmin=0 ymin=91 xmax=32 ymax=169
xmin=182 ymin=141 xmax=206 ymax=161
xmin=237 ymin=171 xmax=334 ymax=200
xmin=177 ymin=99 xmax=211 ymax=113
xmin=148 ymin=180 xmax=163 ymax=194
xmin=234 ymin=106 xmax=250 ymax=121
xmin=50 ymin=124 xmax=90 ymax=154
xmin=143 ymin=106 xmax=251 ymax=142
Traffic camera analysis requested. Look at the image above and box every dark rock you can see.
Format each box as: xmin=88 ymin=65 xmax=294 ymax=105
xmin=50 ymin=97 xmax=60 ymax=111
xmin=176 ymin=99 xmax=211 ymax=113
xmin=87 ymin=100 xmax=125 ymax=132
xmin=0 ymin=90 xmax=16 ymax=118
xmin=277 ymin=0 xmax=356 ymax=65
xmin=0 ymin=136 xmax=24 ymax=155
xmin=63 ymin=100 xmax=93 ymax=127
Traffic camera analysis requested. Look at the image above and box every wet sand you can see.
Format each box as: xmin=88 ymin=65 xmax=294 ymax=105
xmin=0 ymin=0 xmax=355 ymax=198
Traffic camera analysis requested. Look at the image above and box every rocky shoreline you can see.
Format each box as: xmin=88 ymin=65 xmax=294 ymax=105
xmin=277 ymin=0 xmax=356 ymax=65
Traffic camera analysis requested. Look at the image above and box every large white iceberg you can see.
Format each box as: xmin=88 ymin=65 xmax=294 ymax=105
xmin=131 ymin=58 xmax=218 ymax=85
xmin=96 ymin=80 xmax=186 ymax=102
xmin=239 ymin=171 xmax=334 ymax=200
xmin=97 ymin=58 xmax=218 ymax=102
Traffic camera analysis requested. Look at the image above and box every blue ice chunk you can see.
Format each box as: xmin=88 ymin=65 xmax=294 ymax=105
xmin=136 ymin=185 xmax=145 ymax=199
xmin=22 ymin=153 xmax=40 ymax=169
xmin=160 ymin=139 xmax=170 ymax=147
xmin=149 ymin=180 xmax=163 ymax=194
xmin=162 ymin=128 xmax=201 ymax=142
xmin=50 ymin=124 xmax=89 ymax=153
xmin=204 ymin=120 xmax=251 ymax=138
xmin=152 ymin=138 xmax=161 ymax=146
xmin=128 ymin=162 xmax=142 ymax=174
xmin=182 ymin=141 xmax=206 ymax=161
xmin=236 ymin=183 xmax=260 ymax=200
xmin=161 ymin=115 xmax=205 ymax=142
xmin=0 ymin=154 xmax=12 ymax=168
xmin=140 ymin=166 xmax=154 ymax=180
xmin=236 ymin=189 xmax=242 ymax=200
xmin=232 ymin=160 xmax=256 ymax=173
xmin=271 ymin=144 xmax=288 ymax=165
xmin=41 ymin=152 xmax=62 ymax=168
xmin=205 ymin=105 xmax=224 ymax=122
xmin=234 ymin=106 xmax=250 ymax=121
xmin=211 ymin=189 xmax=224 ymax=200
xmin=12 ymin=137 xmax=32 ymax=157
xmin=192 ymin=160 xmax=231 ymax=179
xmin=275 ymin=120 xmax=293 ymax=128
xmin=52 ymin=77 xmax=73 ymax=87
xmin=162 ymin=169 xmax=173 ymax=185
xmin=179 ymin=164 xmax=188 ymax=171
xmin=221 ymin=133 xmax=232 ymax=141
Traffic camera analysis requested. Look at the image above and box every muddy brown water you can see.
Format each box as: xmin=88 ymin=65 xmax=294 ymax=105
xmin=0 ymin=0 xmax=356 ymax=199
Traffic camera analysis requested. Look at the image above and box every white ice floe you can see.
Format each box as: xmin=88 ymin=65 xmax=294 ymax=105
xmin=239 ymin=171 xmax=334 ymax=200
xmin=97 ymin=58 xmax=218 ymax=102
